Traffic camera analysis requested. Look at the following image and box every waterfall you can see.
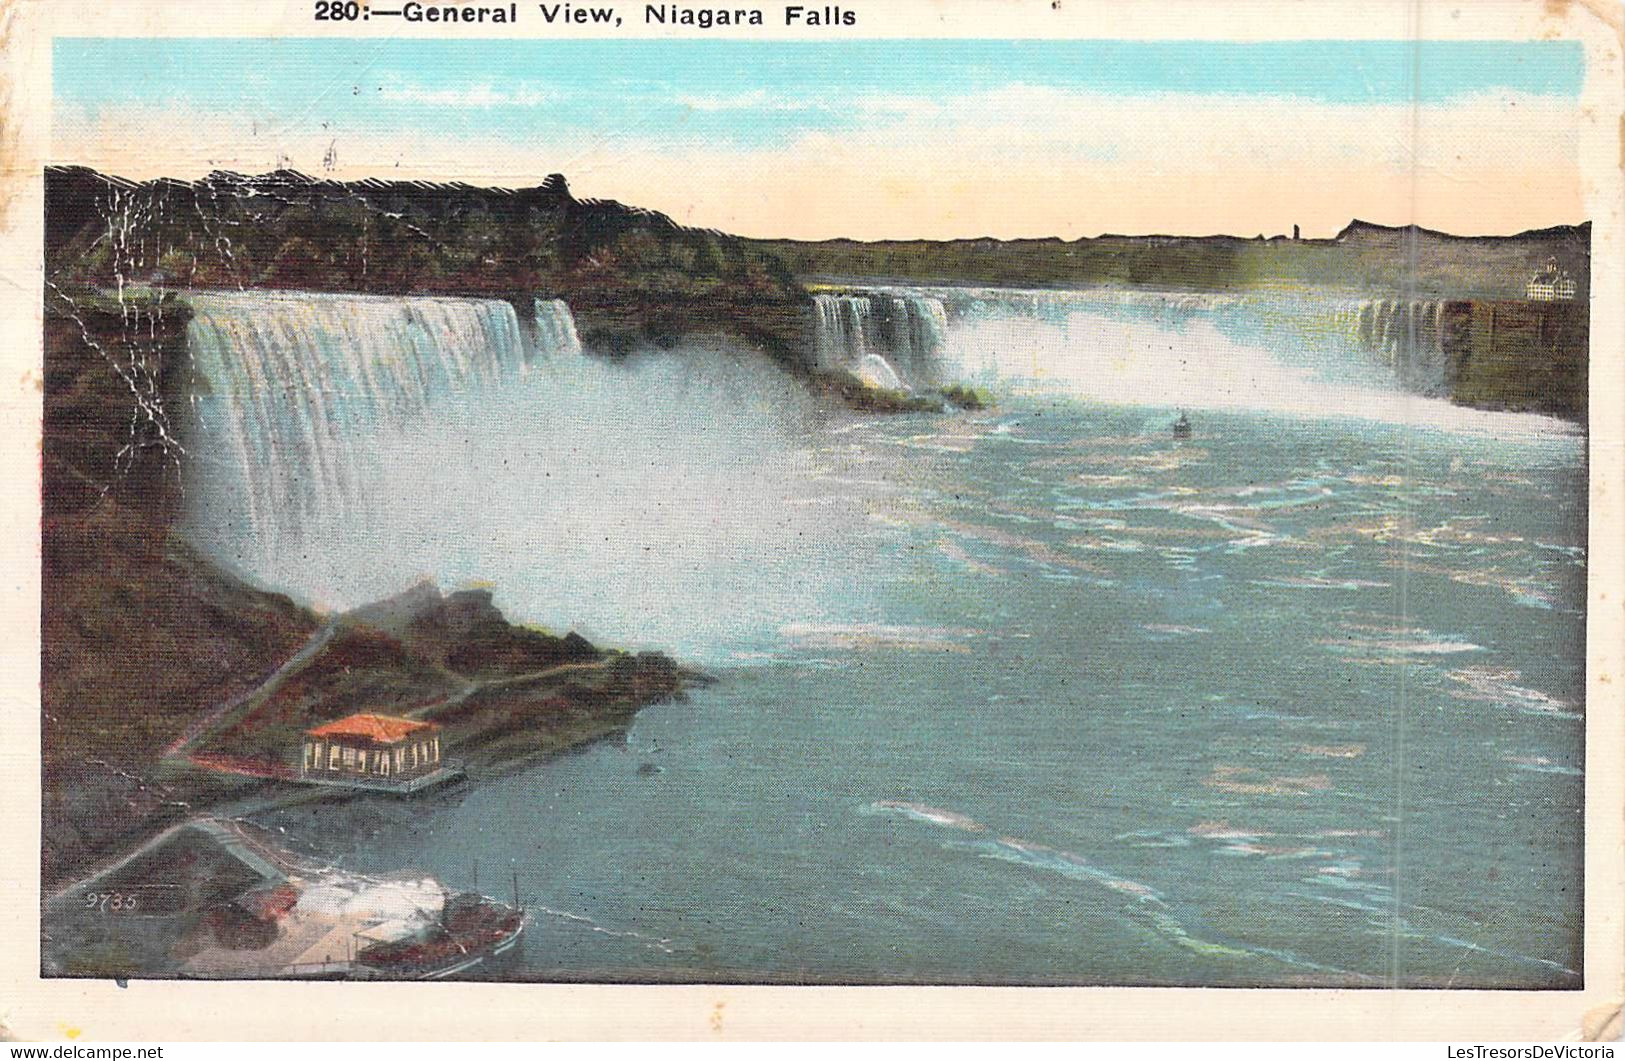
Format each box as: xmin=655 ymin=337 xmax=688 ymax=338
xmin=854 ymin=353 xmax=906 ymax=392
xmin=814 ymin=294 xmax=876 ymax=366
xmin=1351 ymin=297 xmax=1449 ymax=393
xmin=805 ymin=283 xmax=1490 ymax=424
xmin=534 ymin=297 xmax=583 ymax=358
xmin=183 ymin=290 xmax=526 ymax=557
xmin=178 ymin=296 xmax=887 ymax=655
xmin=812 ymin=292 xmax=948 ymax=390
xmin=887 ymin=295 xmax=950 ymax=380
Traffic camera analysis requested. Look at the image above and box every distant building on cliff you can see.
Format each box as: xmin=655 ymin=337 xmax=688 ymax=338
xmin=301 ymin=713 xmax=460 ymax=793
xmin=1526 ymin=257 xmax=1577 ymax=301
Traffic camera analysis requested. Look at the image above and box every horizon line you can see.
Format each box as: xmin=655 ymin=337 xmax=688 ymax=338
xmin=43 ymin=164 xmax=1594 ymax=246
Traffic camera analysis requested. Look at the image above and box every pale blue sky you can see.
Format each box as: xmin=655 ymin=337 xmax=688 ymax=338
xmin=50 ymin=37 xmax=1588 ymax=237
xmin=55 ymin=38 xmax=1584 ymax=150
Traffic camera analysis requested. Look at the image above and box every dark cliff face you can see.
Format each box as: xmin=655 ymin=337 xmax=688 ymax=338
xmin=1440 ymin=299 xmax=1589 ymax=422
xmin=43 ymin=288 xmax=191 ymax=529
xmin=38 ymin=167 xmax=788 ymax=888
xmin=41 ymin=291 xmax=319 ymax=884
xmin=41 ymin=288 xmax=318 ymax=745
xmin=343 ymin=581 xmax=603 ymax=678
xmin=45 ymin=166 xmax=812 ymax=365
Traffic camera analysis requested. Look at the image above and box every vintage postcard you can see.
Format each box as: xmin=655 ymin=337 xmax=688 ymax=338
xmin=1 ymin=0 xmax=1621 ymax=1042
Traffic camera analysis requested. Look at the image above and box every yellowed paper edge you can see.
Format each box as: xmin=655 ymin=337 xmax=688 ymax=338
xmin=1 ymin=0 xmax=1620 ymax=1041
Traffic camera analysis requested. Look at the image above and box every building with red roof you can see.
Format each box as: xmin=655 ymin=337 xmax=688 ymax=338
xmin=302 ymin=713 xmax=445 ymax=783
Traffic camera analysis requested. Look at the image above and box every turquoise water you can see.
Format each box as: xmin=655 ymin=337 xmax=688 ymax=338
xmin=256 ymin=399 xmax=1585 ymax=987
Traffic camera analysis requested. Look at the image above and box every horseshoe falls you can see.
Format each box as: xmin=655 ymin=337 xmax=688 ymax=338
xmin=810 ymin=286 xmax=1563 ymax=440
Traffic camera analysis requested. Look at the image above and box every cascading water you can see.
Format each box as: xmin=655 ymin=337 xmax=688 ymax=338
xmin=534 ymin=297 xmax=584 ymax=359
xmin=815 ymin=285 xmax=1379 ymax=410
xmin=179 ymin=291 xmax=888 ymax=656
xmin=167 ymin=285 xmax=1580 ymax=989
xmin=812 ymin=292 xmax=949 ymax=390
xmin=1352 ymin=298 xmax=1449 ymax=393
xmin=183 ymin=290 xmax=526 ymax=557
xmin=853 ymin=353 xmax=906 ymax=392
xmin=808 ymin=284 xmax=1561 ymax=435
xmin=813 ymin=294 xmax=876 ymax=367
xmin=886 ymin=295 xmax=950 ymax=380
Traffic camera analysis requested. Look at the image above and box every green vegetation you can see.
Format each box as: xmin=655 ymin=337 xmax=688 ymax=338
xmin=46 ymin=167 xmax=795 ymax=300
xmin=941 ymin=383 xmax=994 ymax=410
xmin=415 ymin=653 xmax=692 ymax=771
xmin=751 ymin=220 xmax=1590 ymax=301
xmin=813 ymin=372 xmax=944 ymax=413
xmin=770 ymin=220 xmax=1591 ymax=421
xmin=195 ymin=585 xmax=692 ymax=772
xmin=762 ymin=235 xmax=1245 ymax=291
xmin=37 ymin=175 xmax=1593 ymax=895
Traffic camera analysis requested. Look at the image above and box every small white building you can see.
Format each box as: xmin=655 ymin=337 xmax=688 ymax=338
xmin=1526 ymin=257 xmax=1577 ymax=301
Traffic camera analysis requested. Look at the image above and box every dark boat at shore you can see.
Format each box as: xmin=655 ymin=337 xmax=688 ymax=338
xmin=353 ymin=891 xmax=528 ymax=980
xmin=1172 ymin=411 xmax=1192 ymax=439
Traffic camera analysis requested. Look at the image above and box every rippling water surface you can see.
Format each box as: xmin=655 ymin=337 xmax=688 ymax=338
xmin=258 ymin=394 xmax=1585 ymax=986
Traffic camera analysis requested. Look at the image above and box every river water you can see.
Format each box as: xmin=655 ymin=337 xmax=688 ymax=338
xmin=178 ymin=286 xmax=1586 ymax=986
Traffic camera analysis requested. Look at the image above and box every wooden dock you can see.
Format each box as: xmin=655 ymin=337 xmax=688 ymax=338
xmin=293 ymin=760 xmax=466 ymax=795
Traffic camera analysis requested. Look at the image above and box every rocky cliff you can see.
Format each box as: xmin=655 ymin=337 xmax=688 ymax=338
xmin=45 ymin=166 xmax=812 ymax=365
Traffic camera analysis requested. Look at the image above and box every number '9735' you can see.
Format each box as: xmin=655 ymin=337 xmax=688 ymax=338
xmin=82 ymin=886 xmax=183 ymax=915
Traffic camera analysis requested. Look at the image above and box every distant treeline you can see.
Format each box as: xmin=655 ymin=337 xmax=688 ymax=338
xmin=47 ymin=165 xmax=1591 ymax=308
xmin=750 ymin=220 xmax=1591 ymax=299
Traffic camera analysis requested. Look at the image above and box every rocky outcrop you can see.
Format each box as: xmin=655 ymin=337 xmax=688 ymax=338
xmin=345 ymin=581 xmax=603 ymax=678
xmin=1442 ymin=298 xmax=1588 ymax=421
